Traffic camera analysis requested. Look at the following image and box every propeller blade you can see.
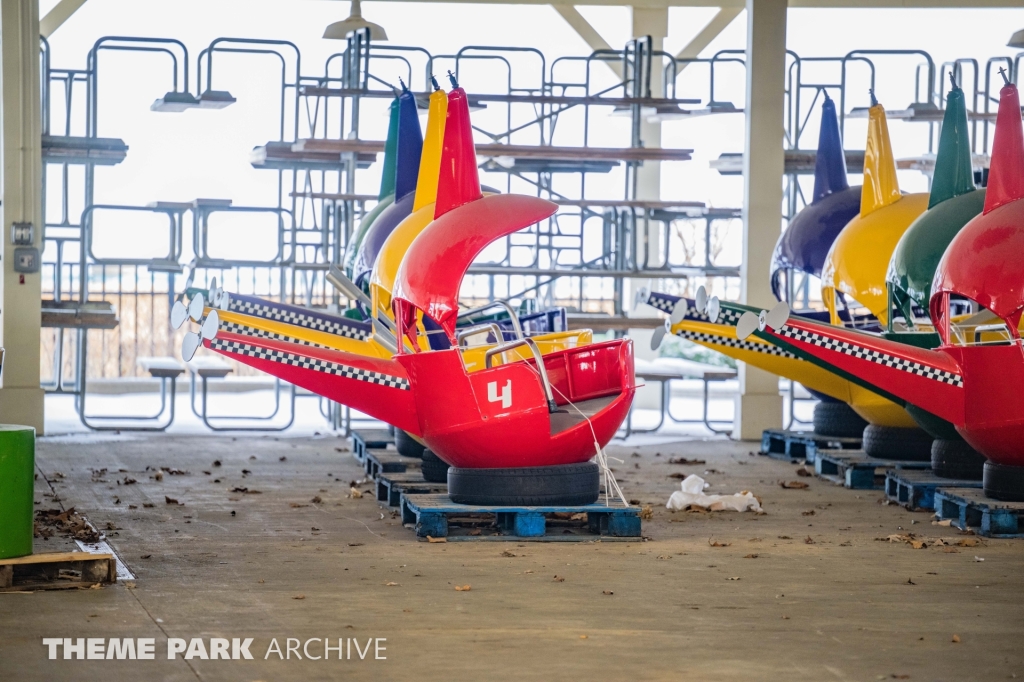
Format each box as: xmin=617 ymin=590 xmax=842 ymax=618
xmin=201 ymin=310 xmax=220 ymax=341
xmin=707 ymin=296 xmax=721 ymax=324
xmin=765 ymin=301 xmax=791 ymax=331
xmin=694 ymin=286 xmax=708 ymax=314
xmin=181 ymin=332 xmax=201 ymax=362
xmin=650 ymin=322 xmax=668 ymax=351
xmin=187 ymin=293 xmax=205 ymax=322
xmin=735 ymin=311 xmax=760 ymax=341
xmin=633 ymin=286 xmax=650 ymax=311
xmin=669 ymin=299 xmax=688 ymax=325
xmin=170 ymin=301 xmax=188 ymax=329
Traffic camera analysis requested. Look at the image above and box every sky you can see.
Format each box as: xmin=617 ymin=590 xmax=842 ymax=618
xmin=40 ymin=1 xmax=1024 ymax=284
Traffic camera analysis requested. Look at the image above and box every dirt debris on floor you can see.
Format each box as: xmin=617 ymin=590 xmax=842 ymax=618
xmin=0 ymin=433 xmax=1021 ymax=681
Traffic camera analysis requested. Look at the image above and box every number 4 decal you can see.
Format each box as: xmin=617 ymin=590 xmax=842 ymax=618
xmin=487 ymin=380 xmax=512 ymax=409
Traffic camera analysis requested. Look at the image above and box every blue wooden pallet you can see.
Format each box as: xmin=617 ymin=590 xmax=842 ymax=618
xmin=934 ymin=487 xmax=1024 ymax=538
xmin=364 ymin=448 xmax=409 ymax=479
xmin=814 ymin=449 xmax=930 ymax=489
xmin=400 ymin=493 xmax=642 ymax=541
xmin=885 ymin=470 xmax=982 ymax=511
xmin=350 ymin=429 xmax=393 ymax=463
xmin=761 ymin=429 xmax=861 ymax=463
xmin=376 ymin=472 xmax=446 ymax=507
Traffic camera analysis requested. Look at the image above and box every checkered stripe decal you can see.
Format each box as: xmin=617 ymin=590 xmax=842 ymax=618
xmin=227 ymin=299 xmax=368 ymax=340
xmin=646 ymin=293 xmax=741 ymax=325
xmin=210 ymin=338 xmax=409 ymax=390
xmin=778 ymin=326 xmax=963 ymax=387
xmin=675 ymin=330 xmax=795 ymax=358
xmin=219 ymin=321 xmax=328 ymax=349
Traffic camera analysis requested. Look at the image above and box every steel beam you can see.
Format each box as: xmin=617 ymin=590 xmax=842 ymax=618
xmin=735 ymin=0 xmax=786 ymax=440
xmin=40 ymin=0 xmax=88 ymax=38
xmin=0 ymin=0 xmax=45 ymax=432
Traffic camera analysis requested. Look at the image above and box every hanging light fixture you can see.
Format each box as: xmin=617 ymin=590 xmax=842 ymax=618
xmin=1008 ymin=29 xmax=1024 ymax=49
xmin=323 ymin=0 xmax=388 ymax=41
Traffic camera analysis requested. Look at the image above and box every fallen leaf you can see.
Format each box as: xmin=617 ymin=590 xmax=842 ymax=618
xmin=140 ymin=554 xmax=152 ymax=559
xmin=426 ymin=536 xmax=446 ymax=543
xmin=311 ymin=496 xmax=322 ymax=504
xmin=795 ymin=467 xmax=812 ymax=477
xmin=638 ymin=505 xmax=653 ymax=520
xmin=907 ymin=578 xmax=916 ymax=585
xmin=778 ymin=535 xmax=792 ymax=540
xmin=932 ymin=519 xmax=952 ymax=527
xmin=951 ymin=634 xmax=961 ymax=643
xmin=348 ymin=542 xmax=364 ymax=547
xmin=943 ymin=547 xmax=959 ymax=553
xmin=279 ymin=456 xmax=287 ymax=462
xmin=602 ymin=590 xmax=614 ymax=595
xmin=143 ymin=503 xmax=154 ymax=508
xmin=454 ymin=585 xmax=471 ymax=591
xmin=385 ymin=582 xmax=400 ymax=587
xmin=289 ymin=503 xmax=309 ymax=508
xmin=667 ymin=473 xmax=688 ymax=479
xmin=780 ymin=481 xmax=809 ymax=489
xmin=292 ymin=595 xmax=305 ymax=600
xmin=553 ymin=575 xmax=565 ymax=582
xmin=891 ymin=675 xmax=910 ymax=679
xmin=164 ymin=496 xmax=181 ymax=505
xmin=744 ymin=554 xmax=759 ymax=559
xmin=501 ymin=551 xmax=517 ymax=557
xmin=708 ymin=539 xmax=731 ymax=547
xmin=781 ymin=615 xmax=790 ymax=620
xmin=579 ymin=635 xmax=588 ymax=640
xmin=727 ymin=577 xmax=741 ymax=581
xmin=802 ymin=510 xmax=815 ymax=516
xmin=804 ymin=536 xmax=815 ymax=544
xmin=669 ymin=457 xmax=706 ymax=465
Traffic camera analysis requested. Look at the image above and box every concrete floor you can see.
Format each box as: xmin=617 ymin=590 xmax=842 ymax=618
xmin=2 ymin=432 xmax=1022 ymax=681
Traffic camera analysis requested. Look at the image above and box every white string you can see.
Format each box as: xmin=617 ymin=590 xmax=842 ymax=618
xmin=519 ymin=361 xmax=630 ymax=508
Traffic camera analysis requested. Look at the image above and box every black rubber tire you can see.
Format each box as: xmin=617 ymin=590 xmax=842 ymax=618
xmin=812 ymin=401 xmax=868 ymax=438
xmin=387 ymin=425 xmax=395 ymax=436
xmin=983 ymin=461 xmax=1024 ymax=502
xmin=421 ymin=449 xmax=449 ymax=483
xmin=447 ymin=462 xmax=600 ymax=506
xmin=395 ymin=429 xmax=426 ymax=458
xmin=931 ymin=438 xmax=985 ymax=480
xmin=862 ymin=425 xmax=933 ymax=461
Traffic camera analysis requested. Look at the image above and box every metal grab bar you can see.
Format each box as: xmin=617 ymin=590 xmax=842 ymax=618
xmin=457 ymin=300 xmax=524 ymax=340
xmin=457 ymin=323 xmax=505 ymax=346
xmin=484 ymin=337 xmax=557 ymax=413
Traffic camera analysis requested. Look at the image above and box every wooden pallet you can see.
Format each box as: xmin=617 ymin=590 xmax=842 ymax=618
xmin=761 ymin=429 xmax=861 ymax=463
xmin=885 ymin=470 xmax=982 ymax=511
xmin=934 ymin=487 xmax=1024 ymax=538
xmin=350 ymin=429 xmax=393 ymax=463
xmin=364 ymin=448 xmax=410 ymax=479
xmin=0 ymin=552 xmax=116 ymax=592
xmin=400 ymin=493 xmax=642 ymax=541
xmin=376 ymin=472 xmax=447 ymax=507
xmin=814 ymin=449 xmax=930 ymax=489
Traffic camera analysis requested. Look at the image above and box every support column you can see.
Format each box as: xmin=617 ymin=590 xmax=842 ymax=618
xmin=734 ymin=0 xmax=786 ymax=440
xmin=0 ymin=0 xmax=45 ymax=432
xmin=627 ymin=6 xmax=668 ymax=410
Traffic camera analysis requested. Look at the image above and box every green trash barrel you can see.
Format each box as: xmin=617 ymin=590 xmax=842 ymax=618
xmin=0 ymin=425 xmax=35 ymax=559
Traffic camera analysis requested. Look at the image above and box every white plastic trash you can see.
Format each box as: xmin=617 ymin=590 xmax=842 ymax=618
xmin=666 ymin=474 xmax=762 ymax=513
